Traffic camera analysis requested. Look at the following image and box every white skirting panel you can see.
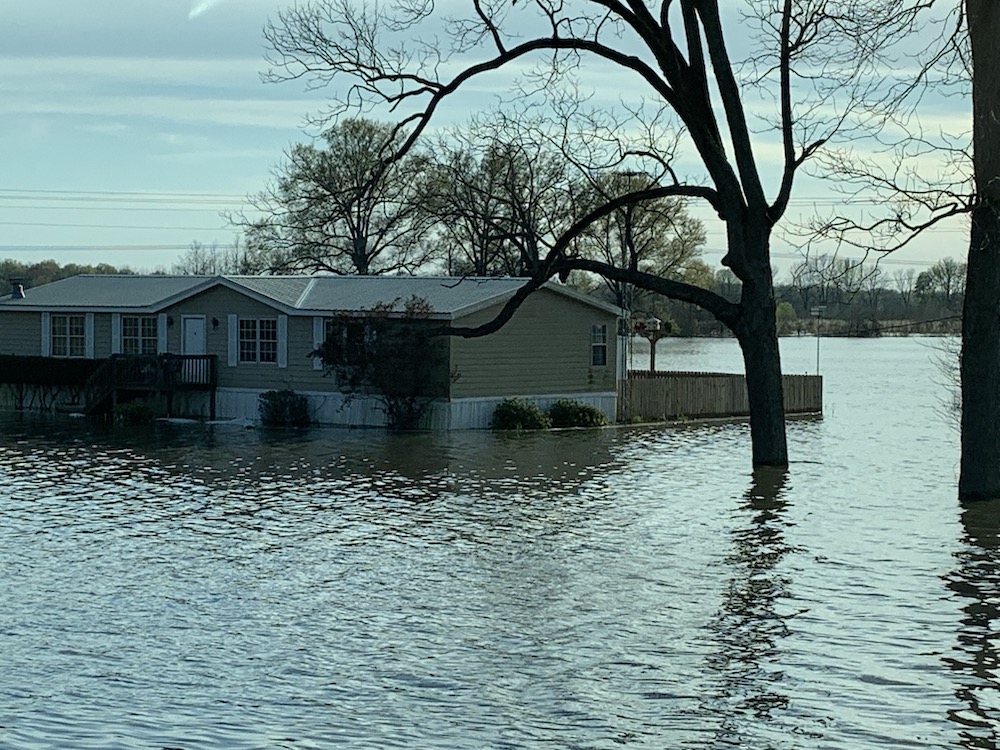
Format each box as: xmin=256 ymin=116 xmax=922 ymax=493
xmin=213 ymin=388 xmax=618 ymax=429
xmin=443 ymin=392 xmax=618 ymax=430
xmin=215 ymin=388 xmax=391 ymax=427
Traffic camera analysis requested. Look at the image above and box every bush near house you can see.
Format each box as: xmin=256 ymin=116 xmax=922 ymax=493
xmin=313 ymin=297 xmax=452 ymax=430
xmin=113 ymin=400 xmax=156 ymax=425
xmin=491 ymin=398 xmax=608 ymax=430
xmin=259 ymin=389 xmax=310 ymax=427
xmin=491 ymin=398 xmax=551 ymax=430
xmin=546 ymin=399 xmax=608 ymax=428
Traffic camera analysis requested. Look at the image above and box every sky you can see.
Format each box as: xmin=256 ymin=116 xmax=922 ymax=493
xmin=0 ymin=0 xmax=972 ymax=277
xmin=1 ymin=0 xmax=322 ymax=271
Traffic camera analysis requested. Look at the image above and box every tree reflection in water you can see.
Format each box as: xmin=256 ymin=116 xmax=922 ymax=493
xmin=702 ymin=466 xmax=801 ymax=746
xmin=946 ymin=498 xmax=1000 ymax=748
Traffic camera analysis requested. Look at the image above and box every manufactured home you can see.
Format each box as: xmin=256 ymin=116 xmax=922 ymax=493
xmin=0 ymin=275 xmax=622 ymax=427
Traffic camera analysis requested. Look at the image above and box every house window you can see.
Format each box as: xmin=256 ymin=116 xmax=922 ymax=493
xmin=324 ymin=318 xmax=372 ymax=365
xmin=591 ymin=324 xmax=608 ymax=366
xmin=239 ymin=318 xmax=278 ymax=363
xmin=51 ymin=314 xmax=85 ymax=358
xmin=122 ymin=316 xmax=158 ymax=355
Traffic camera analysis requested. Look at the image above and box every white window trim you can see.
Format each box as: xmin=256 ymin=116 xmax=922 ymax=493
xmin=111 ymin=313 xmax=122 ymax=355
xmin=48 ymin=313 xmax=89 ymax=359
xmin=121 ymin=314 xmax=159 ymax=356
xmin=591 ymin=323 xmax=609 ymax=367
xmin=237 ymin=316 xmax=280 ymax=364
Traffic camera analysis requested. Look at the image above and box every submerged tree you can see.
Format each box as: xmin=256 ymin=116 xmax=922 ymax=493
xmin=264 ymin=1 xmax=930 ymax=466
xmin=960 ymin=0 xmax=1000 ymax=500
xmin=783 ymin=1 xmax=1000 ymax=499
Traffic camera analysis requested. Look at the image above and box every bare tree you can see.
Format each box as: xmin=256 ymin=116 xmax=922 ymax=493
xmin=172 ymin=239 xmax=271 ymax=276
xmin=231 ymin=119 xmax=439 ymax=275
xmin=575 ymin=170 xmax=707 ymax=310
xmin=916 ymin=256 xmax=967 ymax=310
xmin=780 ymin=2 xmax=1000 ymax=499
xmin=426 ymin=127 xmax=580 ymax=277
xmin=893 ymin=267 xmax=918 ymax=313
xmin=263 ymin=1 xmax=930 ymax=467
xmin=425 ymin=139 xmax=518 ymax=276
xmin=862 ymin=264 xmax=886 ymax=318
xmin=788 ymin=254 xmax=837 ymax=313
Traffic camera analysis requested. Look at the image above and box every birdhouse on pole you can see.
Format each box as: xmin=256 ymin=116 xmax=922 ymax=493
xmin=633 ymin=317 xmax=671 ymax=371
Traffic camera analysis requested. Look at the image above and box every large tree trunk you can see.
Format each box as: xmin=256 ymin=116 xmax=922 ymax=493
xmin=725 ymin=220 xmax=788 ymax=468
xmin=960 ymin=199 xmax=1000 ymax=500
xmin=734 ymin=273 xmax=789 ymax=468
xmin=960 ymin=0 xmax=1000 ymax=501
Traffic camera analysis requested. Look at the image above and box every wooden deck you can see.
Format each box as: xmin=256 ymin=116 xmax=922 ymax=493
xmin=83 ymin=354 xmax=218 ymax=417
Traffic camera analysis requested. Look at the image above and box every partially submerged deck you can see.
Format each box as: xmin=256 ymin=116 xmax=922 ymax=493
xmin=0 ymin=354 xmax=217 ymax=418
xmin=83 ymin=354 xmax=218 ymax=417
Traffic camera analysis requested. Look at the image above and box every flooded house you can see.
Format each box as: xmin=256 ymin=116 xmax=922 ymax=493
xmin=0 ymin=275 xmax=622 ymax=427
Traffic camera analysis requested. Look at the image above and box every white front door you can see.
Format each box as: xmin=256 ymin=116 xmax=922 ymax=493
xmin=181 ymin=316 xmax=207 ymax=383
xmin=182 ymin=316 xmax=206 ymax=355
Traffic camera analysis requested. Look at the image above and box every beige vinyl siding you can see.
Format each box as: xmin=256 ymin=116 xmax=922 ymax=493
xmin=449 ymin=289 xmax=618 ymax=398
xmin=0 ymin=311 xmax=42 ymax=356
xmin=160 ymin=286 xmax=343 ymax=393
xmin=264 ymin=315 xmax=343 ymax=393
xmin=0 ymin=311 xmax=112 ymax=358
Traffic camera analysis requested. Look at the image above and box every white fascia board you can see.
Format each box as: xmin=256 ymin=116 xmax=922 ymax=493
xmin=0 ymin=304 xmax=160 ymax=314
xmin=449 ymin=282 xmax=623 ymax=324
xmin=540 ymin=281 xmax=625 ymax=317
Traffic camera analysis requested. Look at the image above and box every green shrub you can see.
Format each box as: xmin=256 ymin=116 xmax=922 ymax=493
xmin=546 ymin=399 xmax=608 ymax=428
xmin=259 ymin=389 xmax=310 ymax=427
xmin=113 ymin=400 xmax=155 ymax=425
xmin=491 ymin=398 xmax=551 ymax=430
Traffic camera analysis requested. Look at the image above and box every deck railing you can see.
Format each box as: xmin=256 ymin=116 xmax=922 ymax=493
xmin=84 ymin=354 xmax=217 ymax=414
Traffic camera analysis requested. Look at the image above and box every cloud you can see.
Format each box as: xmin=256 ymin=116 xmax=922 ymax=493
xmin=189 ymin=0 xmax=227 ymax=20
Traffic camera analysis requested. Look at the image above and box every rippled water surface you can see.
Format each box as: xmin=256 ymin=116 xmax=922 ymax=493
xmin=2 ymin=336 xmax=996 ymax=748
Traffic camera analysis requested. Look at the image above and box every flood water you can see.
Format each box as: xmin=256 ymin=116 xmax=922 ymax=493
xmin=1 ymin=336 xmax=996 ymax=748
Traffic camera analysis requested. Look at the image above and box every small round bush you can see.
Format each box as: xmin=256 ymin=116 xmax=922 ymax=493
xmin=113 ymin=400 xmax=156 ymax=425
xmin=546 ymin=399 xmax=608 ymax=428
xmin=491 ymin=398 xmax=551 ymax=430
xmin=259 ymin=389 xmax=310 ymax=427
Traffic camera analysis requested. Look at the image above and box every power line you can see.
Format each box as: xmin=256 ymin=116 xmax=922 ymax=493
xmin=0 ymin=187 xmax=246 ymax=201
xmin=0 ymin=221 xmax=228 ymax=231
xmin=0 ymin=245 xmax=204 ymax=253
xmin=0 ymin=204 xmax=239 ymax=214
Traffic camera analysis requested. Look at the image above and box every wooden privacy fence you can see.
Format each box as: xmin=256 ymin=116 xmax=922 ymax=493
xmin=621 ymin=371 xmax=822 ymax=422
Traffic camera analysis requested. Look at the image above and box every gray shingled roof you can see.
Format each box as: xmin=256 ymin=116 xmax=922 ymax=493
xmin=233 ymin=276 xmax=532 ymax=316
xmin=0 ymin=274 xmax=620 ymax=317
xmin=0 ymin=275 xmax=213 ymax=309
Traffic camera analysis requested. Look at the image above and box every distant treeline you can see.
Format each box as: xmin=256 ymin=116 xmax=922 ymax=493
xmin=601 ymin=256 xmax=966 ymax=337
xmin=1 ymin=259 xmax=133 ymax=291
